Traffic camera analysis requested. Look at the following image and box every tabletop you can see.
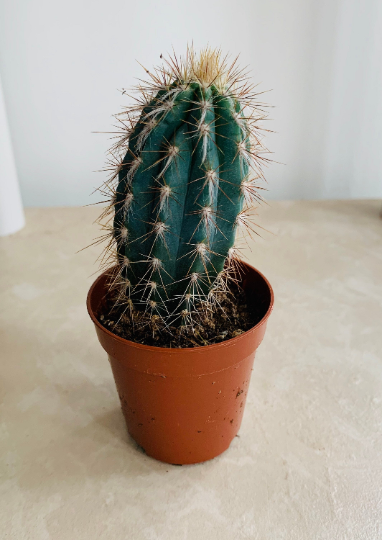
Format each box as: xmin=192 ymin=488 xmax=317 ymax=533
xmin=1 ymin=200 xmax=381 ymax=539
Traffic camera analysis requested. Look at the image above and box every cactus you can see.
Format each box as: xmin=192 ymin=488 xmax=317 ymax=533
xmin=100 ymin=47 xmax=268 ymax=327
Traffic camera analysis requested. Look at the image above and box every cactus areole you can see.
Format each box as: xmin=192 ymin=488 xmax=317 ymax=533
xmin=100 ymin=47 xmax=269 ymax=330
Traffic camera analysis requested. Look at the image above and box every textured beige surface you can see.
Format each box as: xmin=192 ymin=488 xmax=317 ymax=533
xmin=1 ymin=200 xmax=382 ymax=539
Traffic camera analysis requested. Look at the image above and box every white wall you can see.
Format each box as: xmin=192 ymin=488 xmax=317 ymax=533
xmin=0 ymin=0 xmax=381 ymax=206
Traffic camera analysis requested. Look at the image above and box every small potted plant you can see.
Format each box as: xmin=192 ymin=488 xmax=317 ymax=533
xmin=87 ymin=46 xmax=274 ymax=464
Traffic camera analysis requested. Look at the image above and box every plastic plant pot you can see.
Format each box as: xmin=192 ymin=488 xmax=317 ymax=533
xmin=87 ymin=262 xmax=274 ymax=465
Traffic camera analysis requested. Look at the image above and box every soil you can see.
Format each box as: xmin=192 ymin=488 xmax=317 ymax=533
xmin=97 ymin=280 xmax=263 ymax=348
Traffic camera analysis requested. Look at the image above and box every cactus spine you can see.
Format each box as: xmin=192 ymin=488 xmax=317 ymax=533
xmin=101 ymin=47 xmax=268 ymax=326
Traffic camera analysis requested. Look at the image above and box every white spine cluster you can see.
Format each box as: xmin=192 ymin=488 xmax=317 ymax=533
xmin=153 ymin=221 xmax=169 ymax=242
xmin=240 ymin=177 xmax=262 ymax=206
xmin=200 ymin=205 xmax=215 ymax=236
xmin=205 ymin=169 xmax=218 ymax=203
xmin=119 ymin=226 xmax=128 ymax=243
xmin=157 ymin=145 xmax=179 ymax=180
xmin=123 ymin=256 xmax=130 ymax=268
xmin=198 ymin=122 xmax=210 ymax=163
xmin=123 ymin=193 xmax=134 ymax=217
xmin=135 ymin=118 xmax=157 ymax=152
xmin=158 ymin=185 xmax=171 ymax=213
xmin=125 ymin=157 xmax=142 ymax=184
xmin=199 ymin=99 xmax=212 ymax=125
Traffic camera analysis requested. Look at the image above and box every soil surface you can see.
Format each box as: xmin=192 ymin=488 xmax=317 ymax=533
xmin=98 ymin=283 xmax=263 ymax=348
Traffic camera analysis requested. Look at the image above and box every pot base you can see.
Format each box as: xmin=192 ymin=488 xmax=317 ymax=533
xmin=134 ymin=436 xmax=233 ymax=466
xmin=112 ymin=350 xmax=255 ymax=465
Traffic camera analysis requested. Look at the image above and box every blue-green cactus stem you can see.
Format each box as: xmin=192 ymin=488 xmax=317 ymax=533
xmin=175 ymin=86 xmax=220 ymax=294
xmin=111 ymin=75 xmax=254 ymax=322
xmin=146 ymin=122 xmax=193 ymax=307
xmin=210 ymin=94 xmax=247 ymax=276
xmin=115 ymin=84 xmax=195 ymax=287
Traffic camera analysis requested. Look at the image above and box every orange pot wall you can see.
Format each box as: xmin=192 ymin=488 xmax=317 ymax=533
xmin=87 ymin=263 xmax=274 ymax=465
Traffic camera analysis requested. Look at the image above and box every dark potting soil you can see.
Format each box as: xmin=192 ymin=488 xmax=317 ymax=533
xmin=97 ymin=282 xmax=264 ymax=348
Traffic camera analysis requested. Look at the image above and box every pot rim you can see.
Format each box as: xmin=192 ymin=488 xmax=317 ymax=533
xmin=87 ymin=261 xmax=274 ymax=354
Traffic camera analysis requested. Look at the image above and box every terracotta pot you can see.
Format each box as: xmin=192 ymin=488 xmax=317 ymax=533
xmin=87 ymin=262 xmax=274 ymax=465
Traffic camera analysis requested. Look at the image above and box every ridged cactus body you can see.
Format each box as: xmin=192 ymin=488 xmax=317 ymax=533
xmin=107 ymin=49 xmax=266 ymax=324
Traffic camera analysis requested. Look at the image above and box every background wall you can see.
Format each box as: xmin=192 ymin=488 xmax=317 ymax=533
xmin=0 ymin=0 xmax=381 ymax=206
